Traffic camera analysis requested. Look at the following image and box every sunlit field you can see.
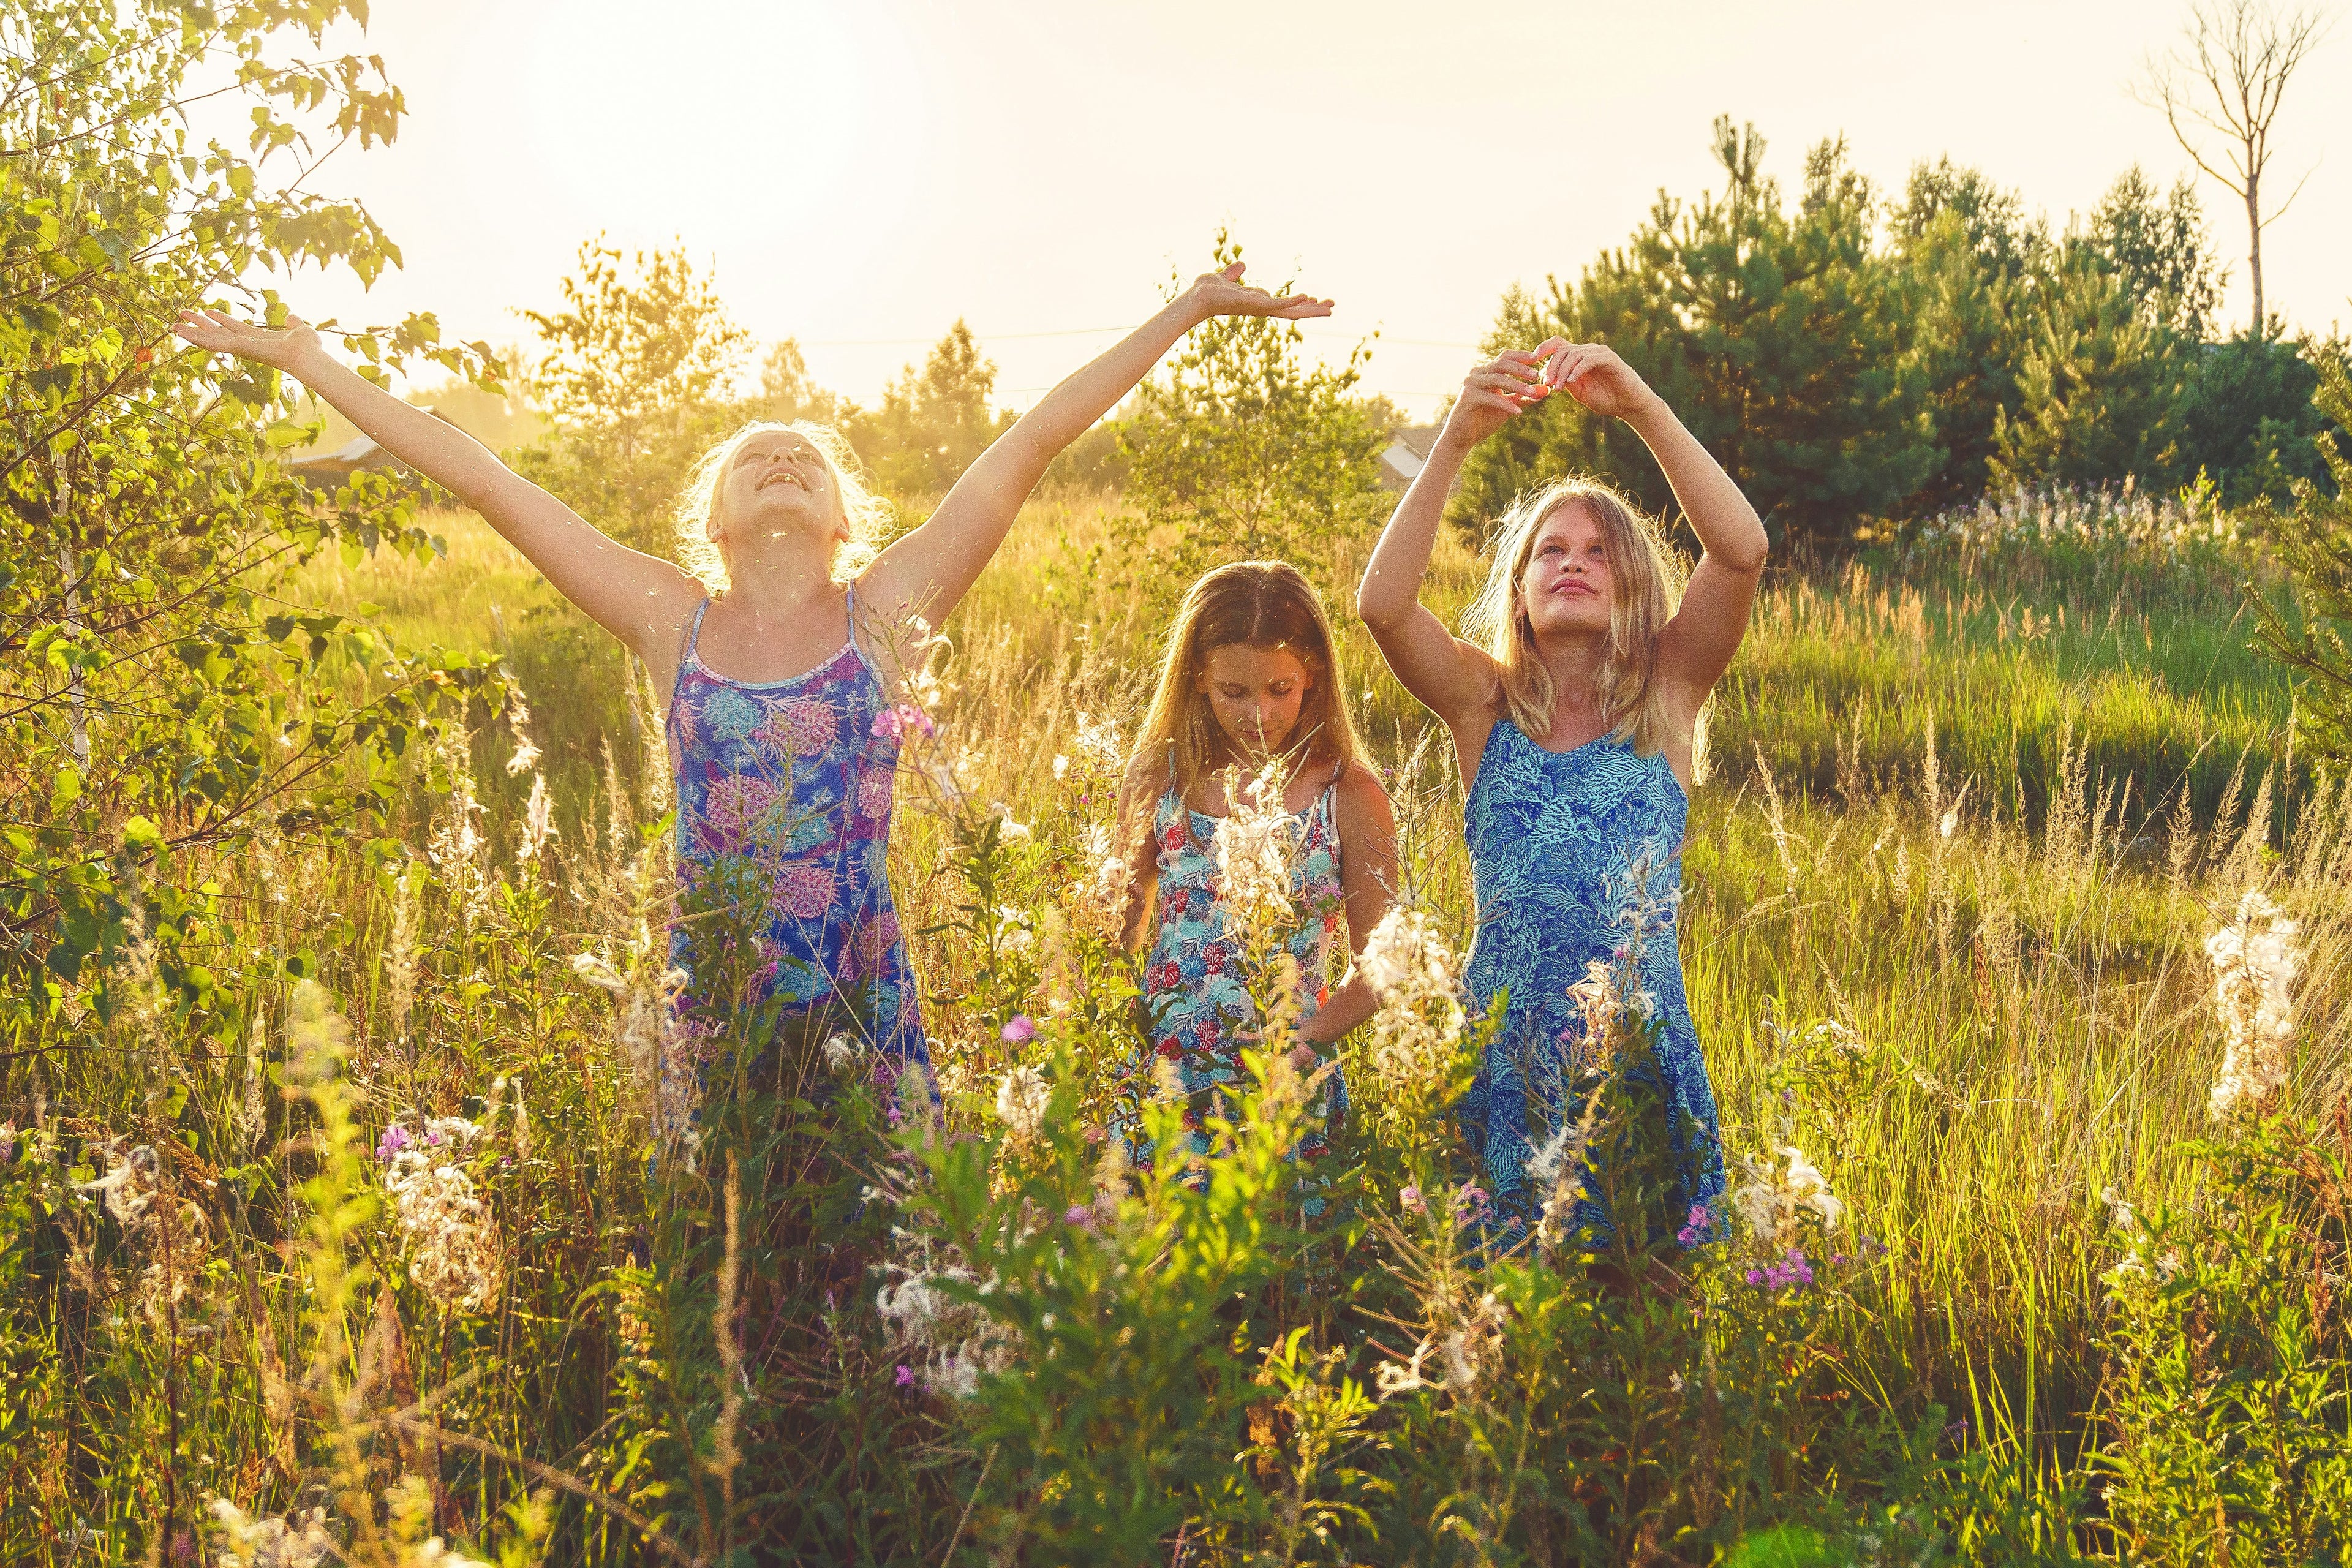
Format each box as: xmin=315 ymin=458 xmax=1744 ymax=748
xmin=39 ymin=484 xmax=2291 ymax=1559
xmin=13 ymin=0 xmax=2352 ymax=1557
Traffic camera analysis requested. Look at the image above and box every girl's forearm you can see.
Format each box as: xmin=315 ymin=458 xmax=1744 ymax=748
xmin=1357 ymin=432 xmax=1468 ymax=627
xmin=284 ymin=344 xmax=518 ymax=510
xmin=1298 ymin=976 xmax=1375 ymax=1046
xmin=996 ymin=295 xmax=1204 ymax=478
xmin=1623 ymin=396 xmax=1768 ymax=571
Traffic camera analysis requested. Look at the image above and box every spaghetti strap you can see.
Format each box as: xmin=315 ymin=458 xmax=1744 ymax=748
xmin=679 ymin=597 xmax=712 ymax=671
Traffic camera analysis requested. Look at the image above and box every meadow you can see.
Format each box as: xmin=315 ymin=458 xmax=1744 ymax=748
xmin=5 ymin=469 xmax=2347 ymax=1564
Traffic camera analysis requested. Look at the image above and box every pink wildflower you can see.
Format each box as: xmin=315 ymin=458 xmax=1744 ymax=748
xmin=1001 ymin=1014 xmax=1037 ymax=1045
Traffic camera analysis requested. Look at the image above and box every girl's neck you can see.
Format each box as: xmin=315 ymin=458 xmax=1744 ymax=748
xmin=719 ymin=557 xmax=842 ymax=622
xmin=1532 ymin=625 xmax=1606 ymax=699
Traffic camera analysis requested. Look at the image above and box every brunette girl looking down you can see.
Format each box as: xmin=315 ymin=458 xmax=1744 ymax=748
xmin=1112 ymin=562 xmax=1398 ymax=1170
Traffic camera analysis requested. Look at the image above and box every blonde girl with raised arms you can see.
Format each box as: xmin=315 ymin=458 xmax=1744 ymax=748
xmin=1357 ymin=339 xmax=1769 ymax=1232
xmin=1112 ymin=562 xmax=1398 ymax=1168
xmin=176 ymin=265 xmax=1333 ymax=1077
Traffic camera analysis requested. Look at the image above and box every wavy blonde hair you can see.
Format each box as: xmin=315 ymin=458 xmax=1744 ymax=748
xmin=672 ymin=420 xmax=891 ymax=590
xmin=1462 ymin=478 xmax=1686 ymax=755
xmin=1129 ymin=560 xmax=1367 ymax=800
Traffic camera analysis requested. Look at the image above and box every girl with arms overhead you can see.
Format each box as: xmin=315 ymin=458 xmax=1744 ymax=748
xmin=1357 ymin=340 xmax=1768 ymax=1232
xmin=176 ymin=264 xmax=1332 ymax=1072
xmin=1112 ymin=562 xmax=1398 ymax=1171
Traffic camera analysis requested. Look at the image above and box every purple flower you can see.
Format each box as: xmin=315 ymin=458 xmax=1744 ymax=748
xmin=375 ymin=1125 xmax=412 ymax=1161
xmin=895 ymin=1364 xmax=915 ymax=1387
xmin=1399 ymin=1185 xmax=1425 ymax=1215
xmin=872 ymin=703 xmax=937 ymax=741
xmin=1063 ymin=1204 xmax=1095 ymax=1229
xmin=1675 ymin=1204 xmax=1713 ymax=1246
xmin=1453 ymin=1185 xmax=1491 ymax=1221
xmin=1001 ymin=1015 xmax=1037 ymax=1046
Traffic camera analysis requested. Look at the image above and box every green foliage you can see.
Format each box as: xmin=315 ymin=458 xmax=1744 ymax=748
xmin=1455 ymin=119 xmax=1936 ymax=551
xmin=1119 ymin=233 xmax=1389 ymax=610
xmin=1463 ymin=129 xmax=2333 ymax=538
xmin=0 ymin=0 xmax=505 ymax=1048
xmin=513 ymin=238 xmax=751 ymax=550
xmin=847 ymin=320 xmax=1015 ymax=497
xmin=2097 ymin=1113 xmax=2352 ymax=1561
xmin=2250 ymin=353 xmax=2352 ymax=763
xmin=1991 ymin=258 xmax=2190 ymax=492
xmin=2071 ymin=167 xmax=2221 ymax=339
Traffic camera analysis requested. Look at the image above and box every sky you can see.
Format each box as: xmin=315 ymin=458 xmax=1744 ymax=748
xmin=276 ymin=0 xmax=2351 ymax=421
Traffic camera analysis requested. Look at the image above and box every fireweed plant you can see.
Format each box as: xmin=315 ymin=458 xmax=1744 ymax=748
xmin=9 ymin=513 xmax=2352 ymax=1561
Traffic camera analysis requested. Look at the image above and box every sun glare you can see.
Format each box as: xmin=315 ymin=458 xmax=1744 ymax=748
xmin=521 ymin=0 xmax=876 ymax=246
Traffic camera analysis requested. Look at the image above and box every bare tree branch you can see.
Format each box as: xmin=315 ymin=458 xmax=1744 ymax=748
xmin=2132 ymin=0 xmax=2332 ymax=332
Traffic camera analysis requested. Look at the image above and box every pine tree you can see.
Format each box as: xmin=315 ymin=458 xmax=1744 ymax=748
xmin=1991 ymin=259 xmax=2190 ymax=491
xmin=2250 ymin=356 xmax=2352 ymax=762
xmin=1454 ymin=119 xmax=1934 ymax=549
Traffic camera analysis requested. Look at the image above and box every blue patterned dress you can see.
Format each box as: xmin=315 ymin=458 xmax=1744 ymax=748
xmin=1459 ymin=718 xmax=1722 ymax=1226
xmin=664 ymin=590 xmax=928 ymax=1070
xmin=1115 ymin=769 xmax=1350 ymax=1169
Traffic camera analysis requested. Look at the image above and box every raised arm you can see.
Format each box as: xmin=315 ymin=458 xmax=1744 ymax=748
xmin=1356 ymin=347 xmax=1558 ymax=727
xmin=1542 ymin=344 xmax=1768 ymax=717
xmin=858 ymin=264 xmax=1332 ymax=641
xmin=172 ymin=311 xmax=699 ymax=657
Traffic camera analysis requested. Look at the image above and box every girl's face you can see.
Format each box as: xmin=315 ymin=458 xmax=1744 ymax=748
xmin=1196 ymin=643 xmax=1314 ymax=760
xmin=1517 ymin=500 xmax=1613 ymax=639
xmin=714 ymin=431 xmax=842 ymax=564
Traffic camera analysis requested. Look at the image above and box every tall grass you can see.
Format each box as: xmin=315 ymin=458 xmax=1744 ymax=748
xmin=12 ymin=481 xmax=2336 ymax=1560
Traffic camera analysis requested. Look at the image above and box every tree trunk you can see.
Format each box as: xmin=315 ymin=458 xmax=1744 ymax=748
xmin=2246 ymin=175 xmax=2264 ymax=337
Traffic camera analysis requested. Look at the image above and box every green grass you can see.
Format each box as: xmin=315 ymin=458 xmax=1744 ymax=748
xmin=29 ymin=484 xmax=2323 ymax=1558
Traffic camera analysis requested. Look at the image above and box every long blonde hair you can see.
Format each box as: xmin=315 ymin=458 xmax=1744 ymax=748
xmin=1462 ymin=478 xmax=1685 ymax=755
xmin=671 ymin=420 xmax=892 ymax=590
xmin=1129 ymin=561 xmax=1367 ymax=799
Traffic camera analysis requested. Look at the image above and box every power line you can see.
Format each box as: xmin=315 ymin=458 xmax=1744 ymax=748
xmin=801 ymin=324 xmax=1479 ymax=350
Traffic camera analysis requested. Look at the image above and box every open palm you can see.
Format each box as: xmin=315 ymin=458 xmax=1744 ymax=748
xmin=1186 ymin=262 xmax=1333 ymax=322
xmin=172 ymin=307 xmax=320 ymax=371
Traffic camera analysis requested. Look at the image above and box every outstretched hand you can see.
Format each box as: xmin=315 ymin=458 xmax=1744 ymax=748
xmin=1183 ymin=261 xmax=1333 ymax=322
xmin=171 ymin=307 xmax=321 ymax=371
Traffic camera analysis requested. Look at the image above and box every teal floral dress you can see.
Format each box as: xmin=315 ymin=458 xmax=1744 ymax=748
xmin=1115 ymin=766 xmax=1350 ymax=1169
xmin=1460 ymin=718 xmax=1722 ymax=1230
xmin=664 ymin=590 xmax=927 ymax=1073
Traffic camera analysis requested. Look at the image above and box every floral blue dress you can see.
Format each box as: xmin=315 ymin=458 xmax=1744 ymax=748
xmin=1459 ymin=718 xmax=1722 ymax=1227
xmin=664 ymin=590 xmax=928 ymax=1071
xmin=1116 ymin=769 xmax=1350 ymax=1169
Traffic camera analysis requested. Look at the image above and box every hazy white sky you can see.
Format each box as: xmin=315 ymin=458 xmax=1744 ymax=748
xmin=282 ymin=0 xmax=2349 ymax=420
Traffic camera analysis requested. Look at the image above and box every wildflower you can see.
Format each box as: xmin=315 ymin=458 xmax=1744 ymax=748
xmin=380 ymin=1123 xmax=502 ymax=1315
xmin=1747 ymin=1246 xmax=1815 ymax=1292
xmin=872 ymin=703 xmax=936 ymax=741
xmin=1730 ymin=1145 xmax=1845 ymax=1249
xmin=1071 ymin=710 xmax=1124 ymax=772
xmin=1210 ymin=762 xmax=1298 ymax=939
xmin=74 ymin=1144 xmax=161 ymax=1225
xmin=895 ymin=1364 xmax=914 ymax=1387
xmin=993 ymin=1065 xmax=1050 ymax=1140
xmin=2205 ymin=889 xmax=2300 ymax=1122
xmin=1062 ymin=1204 xmax=1094 ymax=1229
xmin=502 ymin=684 xmax=541 ymax=776
xmin=1001 ymin=1014 xmax=1037 ymax=1046
xmin=1452 ymin=1185 xmax=1491 ymax=1224
xmin=1525 ymin=1119 xmax=1588 ymax=1191
xmin=516 ymin=772 xmax=556 ymax=862
xmin=823 ymin=1033 xmax=861 ymax=1071
xmin=1676 ymin=1204 xmax=1713 ymax=1246
xmin=205 ymin=1499 xmax=333 ymax=1568
xmin=375 ymin=1125 xmax=413 ymax=1162
xmin=1399 ymin=1184 xmax=1425 ymax=1215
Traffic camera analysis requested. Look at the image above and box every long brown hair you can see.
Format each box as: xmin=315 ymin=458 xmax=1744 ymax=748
xmin=1461 ymin=478 xmax=1684 ymax=755
xmin=1129 ymin=561 xmax=1366 ymax=799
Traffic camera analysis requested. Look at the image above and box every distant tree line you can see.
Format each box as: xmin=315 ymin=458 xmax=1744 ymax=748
xmin=1453 ymin=117 xmax=2345 ymax=550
